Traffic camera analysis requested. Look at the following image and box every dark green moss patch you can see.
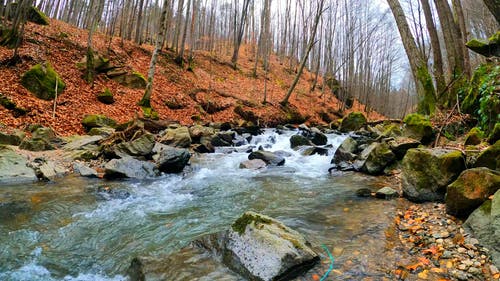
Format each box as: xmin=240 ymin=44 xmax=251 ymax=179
xmin=21 ymin=63 xmax=65 ymax=100
xmin=231 ymin=212 xmax=273 ymax=235
xmin=97 ymin=88 xmax=114 ymax=104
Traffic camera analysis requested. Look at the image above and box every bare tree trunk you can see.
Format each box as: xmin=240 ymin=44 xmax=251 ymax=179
xmin=231 ymin=0 xmax=251 ymax=69
xmin=176 ymin=0 xmax=192 ymax=64
xmin=452 ymin=0 xmax=470 ymax=77
xmin=135 ymin=0 xmax=145 ymax=44
xmin=387 ymin=0 xmax=436 ymax=115
xmin=139 ymin=0 xmax=170 ymax=109
xmin=280 ymin=0 xmax=325 ymax=107
xmin=420 ymin=0 xmax=445 ymax=94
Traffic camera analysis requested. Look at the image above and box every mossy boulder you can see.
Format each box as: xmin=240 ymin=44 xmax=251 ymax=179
xmin=464 ymin=127 xmax=484 ymax=146
xmin=21 ymin=63 xmax=65 ymax=100
xmin=0 ymin=131 xmax=25 ymax=145
xmin=446 ymin=168 xmax=500 ymax=218
xmin=19 ymin=138 xmax=54 ymax=151
xmin=355 ymin=142 xmax=396 ymax=175
xmin=339 ymin=112 xmax=367 ymax=132
xmin=388 ymin=137 xmax=420 ymax=159
xmin=474 ymin=140 xmax=500 ymax=170
xmin=88 ymin=127 xmax=115 ymax=137
xmin=97 ymin=88 xmax=114 ymax=104
xmin=159 ymin=127 xmax=192 ymax=148
xmin=402 ymin=148 xmax=466 ymax=202
xmin=372 ymin=122 xmax=403 ymax=138
xmin=222 ymin=211 xmax=319 ymax=281
xmin=109 ymin=71 xmax=147 ymax=89
xmin=489 ymin=123 xmax=500 ymax=144
xmin=290 ymin=134 xmax=312 ymax=149
xmin=402 ymin=113 xmax=434 ymax=144
xmin=0 ymin=94 xmax=27 ymax=117
xmin=77 ymin=53 xmax=112 ymax=73
xmin=115 ymin=133 xmax=156 ymax=158
xmin=466 ymin=31 xmax=500 ymax=57
xmin=463 ymin=189 xmax=500 ymax=268
xmin=81 ymin=114 xmax=117 ymax=132
xmin=6 ymin=4 xmax=49 ymax=25
xmin=32 ymin=127 xmax=56 ymax=142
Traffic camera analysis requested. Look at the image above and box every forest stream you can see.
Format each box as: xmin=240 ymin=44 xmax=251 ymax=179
xmin=0 ymin=130 xmax=413 ymax=280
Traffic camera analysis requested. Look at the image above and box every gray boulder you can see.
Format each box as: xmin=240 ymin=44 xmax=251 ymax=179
xmin=159 ymin=126 xmax=192 ymax=148
xmin=445 ymin=168 xmax=500 ymax=218
xmin=73 ymin=162 xmax=98 ymax=178
xmin=88 ymin=127 xmax=115 ymax=137
xmin=240 ymin=159 xmax=267 ymax=170
xmin=155 ymin=146 xmax=191 ymax=173
xmin=402 ymin=148 xmax=466 ymax=202
xmin=290 ymin=134 xmax=312 ymax=149
xmin=63 ymin=135 xmax=103 ymax=150
xmin=375 ymin=187 xmax=399 ymax=199
xmin=249 ymin=151 xmax=285 ymax=166
xmin=0 ymin=146 xmax=37 ymax=184
xmin=104 ymin=157 xmax=157 ymax=179
xmin=464 ymin=189 xmax=500 ymax=268
xmin=473 ymin=140 xmax=500 ymax=170
xmin=28 ymin=158 xmax=66 ymax=180
xmin=199 ymin=212 xmax=319 ymax=281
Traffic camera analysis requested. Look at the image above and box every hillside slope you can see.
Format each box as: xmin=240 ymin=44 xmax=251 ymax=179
xmin=0 ymin=19 xmax=383 ymax=135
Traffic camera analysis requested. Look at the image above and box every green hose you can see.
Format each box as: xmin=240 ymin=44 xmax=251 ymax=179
xmin=320 ymin=244 xmax=334 ymax=281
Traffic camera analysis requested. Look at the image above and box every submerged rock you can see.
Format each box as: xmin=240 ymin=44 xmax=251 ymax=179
xmin=375 ymin=187 xmax=399 ymax=199
xmin=446 ymin=168 xmax=500 ymax=218
xmin=104 ymin=157 xmax=157 ymax=179
xmin=356 ymin=188 xmax=372 ymax=197
xmin=239 ymin=159 xmax=267 ymax=170
xmin=402 ymin=148 xmax=465 ymax=202
xmin=248 ymin=150 xmax=285 ymax=166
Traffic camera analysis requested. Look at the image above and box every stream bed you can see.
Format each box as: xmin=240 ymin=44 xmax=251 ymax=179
xmin=0 ymin=129 xmax=409 ymax=280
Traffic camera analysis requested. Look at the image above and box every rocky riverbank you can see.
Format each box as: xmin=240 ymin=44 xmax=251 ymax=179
xmin=0 ymin=111 xmax=498 ymax=280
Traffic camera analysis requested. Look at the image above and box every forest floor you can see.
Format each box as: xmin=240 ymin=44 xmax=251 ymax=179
xmin=0 ymin=19 xmax=383 ymax=136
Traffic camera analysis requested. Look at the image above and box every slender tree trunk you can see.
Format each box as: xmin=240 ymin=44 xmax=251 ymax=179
xmin=176 ymin=0 xmax=191 ymax=64
xmin=387 ymin=0 xmax=436 ymax=115
xmin=231 ymin=0 xmax=251 ymax=69
xmin=280 ymin=0 xmax=325 ymax=107
xmin=139 ymin=0 xmax=170 ymax=108
xmin=420 ymin=0 xmax=445 ymax=94
xmin=452 ymin=0 xmax=470 ymax=77
xmin=135 ymin=0 xmax=145 ymax=44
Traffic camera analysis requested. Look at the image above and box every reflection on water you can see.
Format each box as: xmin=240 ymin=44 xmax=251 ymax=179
xmin=0 ymin=130 xmax=408 ymax=280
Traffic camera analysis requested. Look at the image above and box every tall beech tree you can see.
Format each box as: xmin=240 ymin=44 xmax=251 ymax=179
xmin=139 ymin=0 xmax=170 ymax=109
xmin=387 ymin=0 xmax=436 ymax=115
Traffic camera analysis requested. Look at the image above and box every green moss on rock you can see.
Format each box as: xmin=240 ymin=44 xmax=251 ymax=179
xmin=489 ymin=123 xmax=500 ymax=145
xmin=110 ymin=71 xmax=147 ymax=89
xmin=28 ymin=6 xmax=49 ymax=25
xmin=474 ymin=140 xmax=500 ymax=170
xmin=21 ymin=63 xmax=65 ymax=100
xmin=232 ymin=212 xmax=273 ymax=235
xmin=97 ymin=88 xmax=114 ymax=104
xmin=403 ymin=113 xmax=434 ymax=144
xmin=465 ymin=127 xmax=484 ymax=146
xmin=81 ymin=114 xmax=117 ymax=132
xmin=339 ymin=112 xmax=367 ymax=132
xmin=466 ymin=31 xmax=500 ymax=57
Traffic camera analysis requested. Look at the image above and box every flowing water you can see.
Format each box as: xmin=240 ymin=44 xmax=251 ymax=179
xmin=0 ymin=129 xmax=407 ymax=281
